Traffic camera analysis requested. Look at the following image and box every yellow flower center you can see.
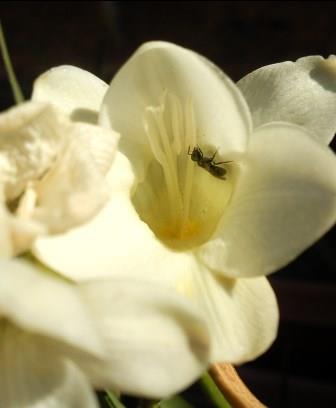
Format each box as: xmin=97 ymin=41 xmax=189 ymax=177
xmin=132 ymin=91 xmax=233 ymax=250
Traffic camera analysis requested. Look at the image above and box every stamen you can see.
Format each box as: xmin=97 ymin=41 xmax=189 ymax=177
xmin=136 ymin=91 xmax=233 ymax=250
xmin=144 ymin=107 xmax=166 ymax=165
xmin=15 ymin=185 xmax=36 ymax=219
xmin=169 ymin=92 xmax=183 ymax=155
xmin=181 ymin=98 xmax=197 ymax=225
xmin=144 ymin=102 xmax=183 ymax=227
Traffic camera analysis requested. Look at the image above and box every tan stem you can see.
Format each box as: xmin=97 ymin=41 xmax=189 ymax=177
xmin=209 ymin=363 xmax=266 ymax=408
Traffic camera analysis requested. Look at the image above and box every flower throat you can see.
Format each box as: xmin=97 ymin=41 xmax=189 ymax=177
xmin=132 ymin=91 xmax=233 ymax=251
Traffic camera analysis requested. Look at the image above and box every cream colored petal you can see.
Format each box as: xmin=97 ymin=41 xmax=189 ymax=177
xmin=33 ymin=186 xmax=192 ymax=283
xmin=0 ymin=227 xmax=12 ymax=256
xmin=237 ymin=55 xmax=336 ymax=145
xmin=0 ymin=186 xmax=45 ymax=257
xmin=33 ymin=122 xmax=119 ymax=233
xmin=77 ymin=279 xmax=210 ymax=398
xmin=0 ymin=198 xmax=13 ymax=256
xmin=0 ymin=258 xmax=104 ymax=357
xmin=199 ymin=122 xmax=336 ymax=278
xmin=9 ymin=216 xmax=46 ymax=256
xmin=31 ymin=153 xmax=170 ymax=281
xmin=191 ymin=268 xmax=279 ymax=364
xmin=0 ymin=102 xmax=67 ymax=200
xmin=0 ymin=323 xmax=98 ymax=408
xmin=100 ymin=41 xmax=251 ymax=180
xmin=32 ymin=65 xmax=108 ymax=124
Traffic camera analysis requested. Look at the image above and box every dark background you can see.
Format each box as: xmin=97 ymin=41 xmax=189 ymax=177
xmin=1 ymin=2 xmax=335 ymax=406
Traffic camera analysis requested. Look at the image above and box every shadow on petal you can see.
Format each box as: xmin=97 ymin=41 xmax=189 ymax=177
xmin=71 ymin=108 xmax=99 ymax=124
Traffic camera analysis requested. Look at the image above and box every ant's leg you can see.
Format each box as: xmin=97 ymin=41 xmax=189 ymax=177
xmin=213 ymin=160 xmax=233 ymax=165
xmin=210 ymin=150 xmax=218 ymax=161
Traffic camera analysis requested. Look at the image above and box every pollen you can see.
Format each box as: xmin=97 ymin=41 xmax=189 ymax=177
xmin=160 ymin=219 xmax=200 ymax=241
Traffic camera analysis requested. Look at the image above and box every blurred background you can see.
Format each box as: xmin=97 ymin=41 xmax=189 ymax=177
xmin=1 ymin=2 xmax=335 ymax=406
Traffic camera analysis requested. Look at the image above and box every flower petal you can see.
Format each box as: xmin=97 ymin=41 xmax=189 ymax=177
xmin=31 ymin=153 xmax=146 ymax=281
xmin=0 ymin=322 xmax=98 ymax=408
xmin=0 ymin=197 xmax=13 ymax=256
xmin=78 ymin=279 xmax=210 ymax=398
xmin=0 ymin=258 xmax=104 ymax=357
xmin=199 ymin=122 xmax=336 ymax=277
xmin=100 ymin=41 xmax=251 ymax=179
xmin=0 ymin=102 xmax=66 ymax=200
xmin=237 ymin=55 xmax=336 ymax=145
xmin=0 ymin=185 xmax=46 ymax=257
xmin=191 ymin=268 xmax=279 ymax=363
xmin=32 ymin=65 xmax=108 ymax=124
xmin=33 ymin=122 xmax=119 ymax=233
xmin=9 ymin=216 xmax=46 ymax=256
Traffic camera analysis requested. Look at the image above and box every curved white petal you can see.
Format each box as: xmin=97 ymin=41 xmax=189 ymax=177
xmin=0 ymin=258 xmax=104 ymax=357
xmin=100 ymin=41 xmax=251 ymax=180
xmin=33 ymin=185 xmax=197 ymax=285
xmin=33 ymin=122 xmax=119 ymax=233
xmin=32 ymin=65 xmax=108 ymax=124
xmin=9 ymin=216 xmax=46 ymax=256
xmin=237 ymin=55 xmax=336 ymax=145
xmin=78 ymin=279 xmax=210 ymax=398
xmin=0 ymin=322 xmax=98 ymax=407
xmin=199 ymin=122 xmax=336 ymax=277
xmin=0 ymin=102 xmax=66 ymax=200
xmin=32 ymin=153 xmax=179 ymax=282
xmin=192 ymin=268 xmax=279 ymax=363
xmin=0 ymin=187 xmax=46 ymax=257
xmin=0 ymin=197 xmax=13 ymax=256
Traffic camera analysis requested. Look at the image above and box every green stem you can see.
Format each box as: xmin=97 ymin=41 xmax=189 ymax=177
xmin=105 ymin=391 xmax=127 ymax=408
xmin=199 ymin=372 xmax=232 ymax=408
xmin=0 ymin=20 xmax=24 ymax=104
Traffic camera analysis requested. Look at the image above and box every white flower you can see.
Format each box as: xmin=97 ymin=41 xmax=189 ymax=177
xmin=0 ymin=65 xmax=212 ymax=405
xmin=0 ymin=257 xmax=210 ymax=406
xmin=30 ymin=44 xmax=336 ymax=366
xmin=0 ymin=99 xmax=119 ymax=255
xmin=0 ymin=257 xmax=103 ymax=407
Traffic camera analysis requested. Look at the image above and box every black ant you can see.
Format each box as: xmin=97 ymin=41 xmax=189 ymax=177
xmin=188 ymin=145 xmax=231 ymax=180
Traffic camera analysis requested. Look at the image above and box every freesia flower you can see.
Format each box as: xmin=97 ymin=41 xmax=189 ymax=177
xmin=0 ymin=257 xmax=104 ymax=407
xmin=0 ymin=88 xmax=211 ymax=405
xmin=0 ymin=256 xmax=210 ymax=406
xmin=0 ymin=100 xmax=119 ymax=255
xmin=30 ymin=43 xmax=336 ymax=367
